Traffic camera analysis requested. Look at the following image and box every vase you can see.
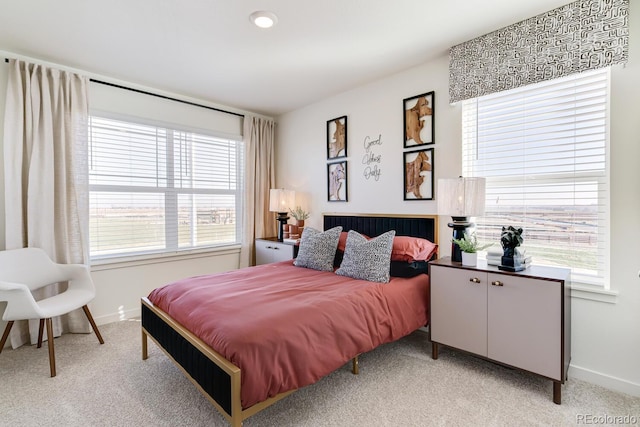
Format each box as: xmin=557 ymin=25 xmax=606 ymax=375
xmin=461 ymin=251 xmax=477 ymax=267
xmin=296 ymin=219 xmax=305 ymax=228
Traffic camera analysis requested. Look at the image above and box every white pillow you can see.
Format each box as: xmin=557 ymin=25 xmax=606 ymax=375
xmin=293 ymin=226 xmax=342 ymax=271
xmin=336 ymin=230 xmax=395 ymax=283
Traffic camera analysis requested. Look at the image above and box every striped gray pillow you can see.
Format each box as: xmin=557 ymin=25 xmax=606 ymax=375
xmin=293 ymin=226 xmax=342 ymax=271
xmin=336 ymin=230 xmax=395 ymax=283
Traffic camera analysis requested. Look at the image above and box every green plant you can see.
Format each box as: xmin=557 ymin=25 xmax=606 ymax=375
xmin=289 ymin=206 xmax=310 ymax=221
xmin=452 ymin=231 xmax=492 ymax=253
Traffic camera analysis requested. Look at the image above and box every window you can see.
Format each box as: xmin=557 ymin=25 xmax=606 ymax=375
xmin=89 ymin=115 xmax=243 ymax=259
xmin=462 ymin=68 xmax=609 ymax=287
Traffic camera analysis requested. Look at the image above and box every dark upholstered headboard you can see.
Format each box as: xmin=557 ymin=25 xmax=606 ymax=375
xmin=323 ymin=213 xmax=438 ymax=245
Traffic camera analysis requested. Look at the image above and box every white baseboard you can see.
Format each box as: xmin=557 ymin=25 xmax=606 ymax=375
xmin=570 ymin=363 xmax=640 ymax=397
xmin=94 ymin=307 xmax=141 ymax=326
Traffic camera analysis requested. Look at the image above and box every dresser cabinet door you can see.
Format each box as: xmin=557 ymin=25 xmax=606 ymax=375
xmin=487 ymin=273 xmax=562 ymax=380
xmin=430 ymin=266 xmax=488 ymax=356
xmin=268 ymin=242 xmax=294 ymax=263
xmin=255 ymin=240 xmax=294 ymax=265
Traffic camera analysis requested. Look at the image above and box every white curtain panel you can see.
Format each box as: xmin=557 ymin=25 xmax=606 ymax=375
xmin=3 ymin=59 xmax=90 ymax=348
xmin=240 ymin=115 xmax=275 ymax=268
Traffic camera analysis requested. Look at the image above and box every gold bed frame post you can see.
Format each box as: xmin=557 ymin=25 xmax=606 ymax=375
xmin=142 ymin=329 xmax=148 ymax=360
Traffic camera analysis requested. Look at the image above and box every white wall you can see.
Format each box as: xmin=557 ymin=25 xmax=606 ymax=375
xmin=90 ymin=249 xmax=240 ymax=324
xmin=275 ymin=12 xmax=640 ymax=397
xmin=276 ymin=53 xmax=458 ymax=245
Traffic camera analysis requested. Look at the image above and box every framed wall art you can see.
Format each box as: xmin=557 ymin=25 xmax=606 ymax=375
xmin=403 ymin=148 xmax=434 ymax=200
xmin=403 ymin=91 xmax=434 ymax=148
xmin=327 ymin=161 xmax=348 ymax=202
xmin=327 ymin=116 xmax=347 ymax=159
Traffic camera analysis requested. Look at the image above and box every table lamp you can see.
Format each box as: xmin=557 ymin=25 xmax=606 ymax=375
xmin=269 ymin=189 xmax=295 ymax=241
xmin=437 ymin=177 xmax=486 ymax=262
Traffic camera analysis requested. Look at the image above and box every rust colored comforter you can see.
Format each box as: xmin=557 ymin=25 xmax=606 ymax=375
xmin=147 ymin=260 xmax=429 ymax=409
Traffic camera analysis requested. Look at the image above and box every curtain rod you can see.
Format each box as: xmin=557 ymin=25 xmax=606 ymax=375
xmin=89 ymin=79 xmax=245 ymax=118
xmin=4 ymin=57 xmax=245 ymax=119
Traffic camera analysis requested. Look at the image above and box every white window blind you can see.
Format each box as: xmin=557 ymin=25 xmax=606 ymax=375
xmin=89 ymin=115 xmax=243 ymax=259
xmin=462 ymin=68 xmax=609 ymax=287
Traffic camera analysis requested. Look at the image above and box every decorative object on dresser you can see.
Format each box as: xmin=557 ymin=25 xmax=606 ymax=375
xmin=269 ymin=188 xmax=295 ymax=242
xmin=287 ymin=224 xmax=300 ymax=240
xmin=289 ymin=206 xmax=309 ymax=228
xmin=429 ymin=257 xmax=571 ymax=404
xmin=437 ymin=177 xmax=486 ymax=262
xmin=451 ymin=231 xmax=492 ymax=267
xmin=499 ymin=225 xmax=526 ymax=272
xmin=487 ymin=246 xmax=531 ymax=267
xmin=403 ymin=91 xmax=434 ymax=147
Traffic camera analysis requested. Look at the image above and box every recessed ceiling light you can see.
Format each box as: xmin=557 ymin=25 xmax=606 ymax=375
xmin=250 ymin=11 xmax=278 ymax=29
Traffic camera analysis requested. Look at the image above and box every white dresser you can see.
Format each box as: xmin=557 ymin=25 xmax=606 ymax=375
xmin=429 ymin=257 xmax=571 ymax=404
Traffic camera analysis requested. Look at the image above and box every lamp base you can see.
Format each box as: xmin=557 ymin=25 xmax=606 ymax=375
xmin=276 ymin=213 xmax=289 ymax=242
xmin=448 ymin=216 xmax=474 ymax=263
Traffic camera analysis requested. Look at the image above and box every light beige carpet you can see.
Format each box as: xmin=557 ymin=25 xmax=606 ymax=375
xmin=1 ymin=319 xmax=638 ymax=426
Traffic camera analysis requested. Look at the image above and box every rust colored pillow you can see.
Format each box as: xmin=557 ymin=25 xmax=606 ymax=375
xmin=335 ymin=231 xmax=370 ymax=267
xmin=337 ymin=231 xmax=369 ymax=252
xmin=391 ymin=236 xmax=438 ymax=262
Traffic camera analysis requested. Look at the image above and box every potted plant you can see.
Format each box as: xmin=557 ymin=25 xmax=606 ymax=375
xmin=289 ymin=206 xmax=310 ymax=227
xmin=452 ymin=231 xmax=492 ymax=266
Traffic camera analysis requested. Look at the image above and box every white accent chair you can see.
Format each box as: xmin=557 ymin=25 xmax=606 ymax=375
xmin=0 ymin=247 xmax=104 ymax=376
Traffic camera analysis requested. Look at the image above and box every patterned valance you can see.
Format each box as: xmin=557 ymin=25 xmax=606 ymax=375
xmin=449 ymin=0 xmax=629 ymax=103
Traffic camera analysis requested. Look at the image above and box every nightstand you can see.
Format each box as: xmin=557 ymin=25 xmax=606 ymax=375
xmin=429 ymin=257 xmax=571 ymax=404
xmin=255 ymin=237 xmax=298 ymax=265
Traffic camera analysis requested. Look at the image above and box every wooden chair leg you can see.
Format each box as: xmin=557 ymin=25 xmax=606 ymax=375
xmin=82 ymin=305 xmax=104 ymax=344
xmin=37 ymin=319 xmax=45 ymax=348
xmin=46 ymin=318 xmax=56 ymax=377
xmin=0 ymin=321 xmax=14 ymax=354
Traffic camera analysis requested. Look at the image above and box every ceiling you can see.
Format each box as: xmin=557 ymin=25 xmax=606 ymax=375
xmin=0 ymin=0 xmax=573 ymax=117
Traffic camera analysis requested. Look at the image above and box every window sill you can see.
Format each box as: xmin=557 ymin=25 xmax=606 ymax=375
xmin=570 ymin=283 xmax=618 ymax=304
xmin=90 ymin=244 xmax=242 ymax=271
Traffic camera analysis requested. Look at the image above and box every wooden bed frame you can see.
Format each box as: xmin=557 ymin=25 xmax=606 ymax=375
xmin=141 ymin=213 xmax=438 ymax=426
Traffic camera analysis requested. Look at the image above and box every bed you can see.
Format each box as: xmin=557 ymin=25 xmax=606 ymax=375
xmin=141 ymin=213 xmax=438 ymax=426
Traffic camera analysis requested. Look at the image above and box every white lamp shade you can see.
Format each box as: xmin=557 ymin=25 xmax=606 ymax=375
xmin=437 ymin=177 xmax=486 ymax=217
xmin=269 ymin=189 xmax=295 ymax=213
